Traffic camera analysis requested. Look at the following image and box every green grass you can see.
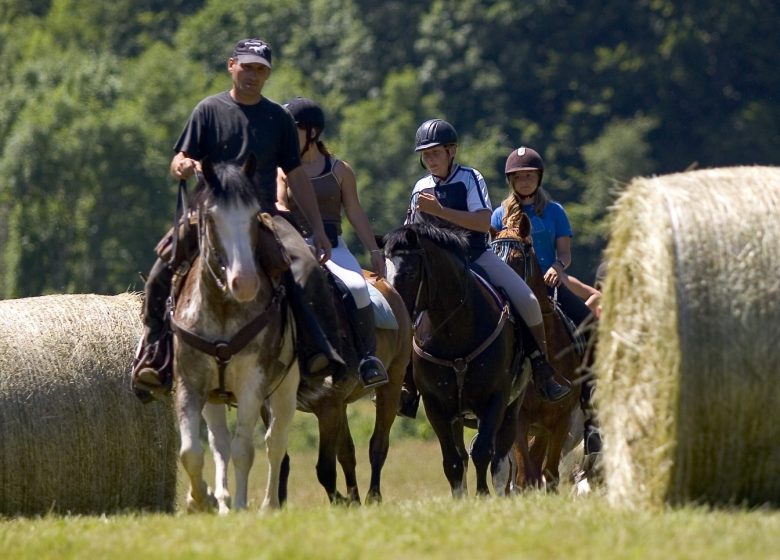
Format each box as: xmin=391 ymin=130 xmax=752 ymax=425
xmin=2 ymin=401 xmax=780 ymax=559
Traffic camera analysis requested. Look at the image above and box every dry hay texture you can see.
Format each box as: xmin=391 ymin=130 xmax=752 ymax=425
xmin=597 ymin=166 xmax=780 ymax=509
xmin=0 ymin=293 xmax=177 ymax=516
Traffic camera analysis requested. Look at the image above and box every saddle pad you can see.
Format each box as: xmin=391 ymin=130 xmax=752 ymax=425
xmin=367 ymin=282 xmax=398 ymax=330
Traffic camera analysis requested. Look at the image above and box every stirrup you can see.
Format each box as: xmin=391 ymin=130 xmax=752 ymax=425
xmin=131 ymin=338 xmax=172 ymax=401
xmin=359 ymin=356 xmax=388 ymax=388
xmin=531 ymin=356 xmax=570 ymax=402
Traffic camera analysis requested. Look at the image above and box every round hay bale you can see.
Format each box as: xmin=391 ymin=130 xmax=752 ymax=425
xmin=597 ymin=166 xmax=780 ymax=509
xmin=0 ymin=293 xmax=178 ymax=516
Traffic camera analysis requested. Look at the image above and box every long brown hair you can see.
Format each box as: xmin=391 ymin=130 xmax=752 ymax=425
xmin=500 ymin=186 xmax=551 ymax=227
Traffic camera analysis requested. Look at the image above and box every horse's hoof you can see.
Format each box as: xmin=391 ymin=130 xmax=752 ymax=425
xmin=364 ymin=492 xmax=382 ymax=505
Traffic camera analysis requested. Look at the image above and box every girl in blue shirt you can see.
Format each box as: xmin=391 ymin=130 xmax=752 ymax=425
xmin=491 ymin=146 xmax=602 ymax=459
xmin=491 ymin=147 xmax=593 ymax=327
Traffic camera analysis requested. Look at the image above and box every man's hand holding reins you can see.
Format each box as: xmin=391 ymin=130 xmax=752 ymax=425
xmin=171 ymin=152 xmax=202 ymax=180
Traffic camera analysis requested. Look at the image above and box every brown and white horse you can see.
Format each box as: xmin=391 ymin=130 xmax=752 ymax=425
xmin=171 ymin=157 xmax=298 ymax=513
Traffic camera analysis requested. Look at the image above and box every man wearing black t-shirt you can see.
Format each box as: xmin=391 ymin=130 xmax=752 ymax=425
xmin=131 ymin=38 xmax=347 ymax=400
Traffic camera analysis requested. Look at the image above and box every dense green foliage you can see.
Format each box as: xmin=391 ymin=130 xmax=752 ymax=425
xmin=1 ymin=0 xmax=778 ymax=296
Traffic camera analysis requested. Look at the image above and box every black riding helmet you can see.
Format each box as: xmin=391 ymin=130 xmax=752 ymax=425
xmin=414 ymin=119 xmax=458 ymax=152
xmin=414 ymin=119 xmax=458 ymax=175
xmin=284 ymin=97 xmax=325 ymax=154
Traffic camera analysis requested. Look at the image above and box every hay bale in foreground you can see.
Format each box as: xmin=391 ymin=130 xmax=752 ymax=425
xmin=597 ymin=166 xmax=780 ymax=509
xmin=0 ymin=293 xmax=177 ymax=516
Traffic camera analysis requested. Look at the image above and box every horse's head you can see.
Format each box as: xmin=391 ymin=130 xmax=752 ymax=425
xmin=384 ymin=223 xmax=469 ymax=317
xmin=490 ymin=212 xmax=535 ymax=282
xmin=194 ymin=157 xmax=289 ymax=303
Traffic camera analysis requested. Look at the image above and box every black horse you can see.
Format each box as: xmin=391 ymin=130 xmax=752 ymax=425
xmin=384 ymin=223 xmax=527 ymax=496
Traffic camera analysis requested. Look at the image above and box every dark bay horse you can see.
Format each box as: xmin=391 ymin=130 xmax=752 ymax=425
xmin=490 ymin=213 xmax=584 ymax=490
xmin=281 ymin=272 xmax=412 ymax=505
xmin=384 ymin=223 xmax=525 ymax=497
xmin=171 ymin=158 xmax=298 ymax=513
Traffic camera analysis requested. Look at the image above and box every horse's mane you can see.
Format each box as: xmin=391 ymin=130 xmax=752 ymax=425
xmin=384 ymin=223 xmax=470 ymax=261
xmin=192 ymin=161 xmax=262 ymax=209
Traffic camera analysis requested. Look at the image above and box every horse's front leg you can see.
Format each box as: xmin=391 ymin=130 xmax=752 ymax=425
xmin=515 ymin=413 xmax=541 ymax=489
xmin=202 ymin=402 xmax=232 ymax=514
xmin=261 ymin=362 xmax=300 ymax=511
xmin=177 ymin=384 xmax=217 ymax=513
xmin=425 ymin=396 xmax=468 ymax=497
xmin=471 ymin=392 xmax=505 ymax=496
xmin=542 ymin=414 xmax=572 ymax=491
xmin=365 ymin=376 xmax=402 ymax=504
xmin=316 ymin=402 xmax=350 ymax=504
xmin=492 ymin=398 xmax=520 ymax=496
xmin=232 ymin=381 xmax=262 ymax=511
xmin=337 ymin=416 xmax=360 ymax=505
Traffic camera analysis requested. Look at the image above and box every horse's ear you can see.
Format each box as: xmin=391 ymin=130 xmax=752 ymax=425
xmin=375 ymin=234 xmax=385 ymax=249
xmin=242 ymin=154 xmax=258 ymax=177
xmin=518 ymin=212 xmax=532 ymax=238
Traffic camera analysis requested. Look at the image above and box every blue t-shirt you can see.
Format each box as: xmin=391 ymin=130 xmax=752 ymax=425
xmin=491 ymin=202 xmax=572 ymax=271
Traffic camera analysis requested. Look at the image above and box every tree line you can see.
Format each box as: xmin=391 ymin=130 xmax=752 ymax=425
xmin=1 ymin=0 xmax=778 ymax=298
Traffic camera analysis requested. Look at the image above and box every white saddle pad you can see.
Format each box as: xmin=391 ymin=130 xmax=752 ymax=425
xmin=367 ymin=282 xmax=398 ymax=330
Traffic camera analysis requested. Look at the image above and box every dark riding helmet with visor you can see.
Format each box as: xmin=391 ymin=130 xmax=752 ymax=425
xmin=284 ymin=97 xmax=325 ymax=155
xmin=414 ymin=119 xmax=458 ymax=174
xmin=505 ymin=146 xmax=544 ymax=192
xmin=414 ymin=119 xmax=458 ymax=152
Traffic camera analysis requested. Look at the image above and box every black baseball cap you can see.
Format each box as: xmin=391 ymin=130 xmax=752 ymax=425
xmin=232 ymin=38 xmax=272 ymax=68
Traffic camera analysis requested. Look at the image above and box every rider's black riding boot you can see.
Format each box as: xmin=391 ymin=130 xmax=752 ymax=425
xmin=397 ymin=362 xmax=420 ymax=418
xmin=350 ymin=305 xmax=389 ymax=388
xmin=131 ymin=258 xmax=174 ymax=402
xmin=581 ymin=375 xmax=602 ymax=455
xmin=527 ymin=322 xmax=571 ymax=402
xmin=286 ymin=274 xmax=347 ymax=381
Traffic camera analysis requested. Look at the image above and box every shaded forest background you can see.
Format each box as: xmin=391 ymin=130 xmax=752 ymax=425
xmin=1 ymin=0 xmax=778 ymax=298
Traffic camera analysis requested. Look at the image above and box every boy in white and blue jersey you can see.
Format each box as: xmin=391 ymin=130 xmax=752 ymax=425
xmin=401 ymin=119 xmax=570 ymax=411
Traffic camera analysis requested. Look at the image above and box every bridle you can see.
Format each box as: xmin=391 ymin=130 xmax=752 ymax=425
xmin=197 ymin=208 xmax=229 ymax=293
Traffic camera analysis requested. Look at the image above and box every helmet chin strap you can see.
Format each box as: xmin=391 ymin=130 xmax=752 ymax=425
xmin=431 ymin=153 xmax=456 ymax=181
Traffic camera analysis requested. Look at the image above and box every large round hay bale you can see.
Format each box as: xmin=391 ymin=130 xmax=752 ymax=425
xmin=0 ymin=293 xmax=178 ymax=516
xmin=597 ymin=166 xmax=780 ymax=509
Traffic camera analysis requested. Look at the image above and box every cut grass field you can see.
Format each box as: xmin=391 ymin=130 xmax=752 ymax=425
xmin=2 ymin=401 xmax=779 ymax=559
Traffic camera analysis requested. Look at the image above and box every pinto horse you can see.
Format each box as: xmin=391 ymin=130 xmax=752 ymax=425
xmin=279 ymin=272 xmax=412 ymax=505
xmin=171 ymin=158 xmax=298 ymax=513
xmin=384 ymin=223 xmax=525 ymax=497
xmin=490 ymin=213 xmax=584 ymax=490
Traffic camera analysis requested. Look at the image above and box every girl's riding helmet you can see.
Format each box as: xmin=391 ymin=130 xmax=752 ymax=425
xmin=505 ymin=146 xmax=544 ymax=184
xmin=283 ymin=97 xmax=325 ymax=131
xmin=414 ymin=119 xmax=458 ymax=152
